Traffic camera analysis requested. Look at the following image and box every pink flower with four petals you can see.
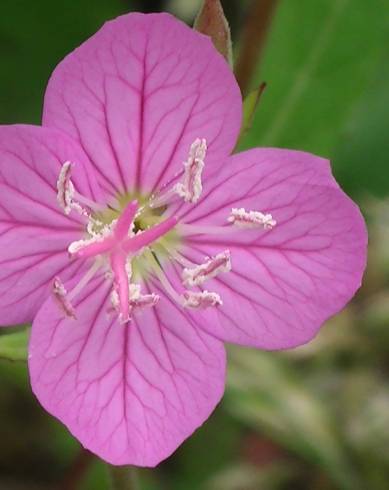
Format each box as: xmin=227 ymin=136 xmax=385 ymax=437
xmin=0 ymin=13 xmax=367 ymax=466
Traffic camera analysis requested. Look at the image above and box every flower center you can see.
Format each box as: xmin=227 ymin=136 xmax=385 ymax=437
xmin=54 ymin=139 xmax=277 ymax=323
xmin=69 ymin=200 xmax=177 ymax=322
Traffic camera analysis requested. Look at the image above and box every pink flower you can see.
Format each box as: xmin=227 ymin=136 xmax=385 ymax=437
xmin=0 ymin=13 xmax=367 ymax=466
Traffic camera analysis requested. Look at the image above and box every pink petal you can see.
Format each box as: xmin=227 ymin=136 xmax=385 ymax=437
xmin=29 ymin=274 xmax=226 ymax=466
xmin=176 ymin=148 xmax=367 ymax=349
xmin=42 ymin=13 xmax=242 ymax=196
xmin=0 ymin=125 xmax=100 ymax=325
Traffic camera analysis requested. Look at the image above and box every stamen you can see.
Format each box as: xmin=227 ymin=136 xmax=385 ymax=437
xmin=67 ymin=260 xmax=102 ymax=301
xmin=57 ymin=161 xmax=101 ymax=216
xmin=148 ymin=187 xmax=178 ymax=209
xmin=167 ymin=249 xmax=196 ymax=268
xmin=52 ymin=277 xmax=76 ymax=319
xmin=145 ymin=249 xmax=183 ymax=305
xmin=228 ymin=207 xmax=276 ymax=229
xmin=111 ymin=283 xmax=159 ymax=318
xmin=174 ymin=138 xmax=207 ymax=203
xmin=182 ymin=290 xmax=222 ymax=309
xmin=57 ymin=162 xmax=75 ymax=215
xmin=129 ymin=284 xmax=159 ymax=309
xmin=110 ymin=289 xmax=120 ymax=310
xmin=131 ymin=293 xmax=160 ymax=308
xmin=182 ymin=250 xmax=231 ymax=286
xmin=128 ymin=283 xmax=141 ymax=300
xmin=73 ymin=191 xmax=104 ymax=212
xmin=148 ymin=163 xmax=189 ymax=210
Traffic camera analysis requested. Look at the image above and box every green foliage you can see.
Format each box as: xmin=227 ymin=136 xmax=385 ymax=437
xmin=0 ymin=0 xmax=126 ymax=124
xmin=226 ymin=348 xmax=360 ymax=490
xmin=0 ymin=327 xmax=29 ymax=361
xmin=333 ymin=62 xmax=389 ymax=197
xmin=239 ymin=83 xmax=267 ymax=138
xmin=239 ymin=0 xmax=389 ymax=197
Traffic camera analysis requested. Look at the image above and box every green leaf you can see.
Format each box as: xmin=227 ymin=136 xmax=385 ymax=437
xmin=238 ymin=0 xmax=389 ymax=160
xmin=194 ymin=0 xmax=233 ymax=66
xmin=226 ymin=347 xmax=362 ymax=490
xmin=0 ymin=0 xmax=125 ymax=124
xmin=332 ymin=62 xmax=389 ymax=197
xmin=239 ymin=83 xmax=267 ymax=139
xmin=0 ymin=327 xmax=30 ymax=362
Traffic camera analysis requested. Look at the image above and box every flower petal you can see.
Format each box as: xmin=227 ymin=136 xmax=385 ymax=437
xmin=42 ymin=13 xmax=242 ymax=196
xmin=29 ymin=274 xmax=226 ymax=466
xmin=0 ymin=125 xmax=100 ymax=325
xmin=177 ymin=148 xmax=367 ymax=349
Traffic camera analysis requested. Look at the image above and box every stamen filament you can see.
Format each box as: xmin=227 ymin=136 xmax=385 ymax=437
xmin=167 ymin=249 xmax=196 ymax=268
xmin=57 ymin=161 xmax=102 ymax=217
xmin=73 ymin=191 xmax=104 ymax=212
xmin=149 ymin=187 xmax=178 ymax=209
xmin=145 ymin=249 xmax=183 ymax=305
xmin=67 ymin=259 xmax=103 ymax=301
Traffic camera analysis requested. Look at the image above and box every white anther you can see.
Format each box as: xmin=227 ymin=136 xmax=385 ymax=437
xmin=128 ymin=283 xmax=141 ymax=300
xmin=228 ymin=207 xmax=276 ymax=229
xmin=57 ymin=161 xmax=87 ymax=216
xmin=111 ymin=283 xmax=159 ymax=315
xmin=128 ymin=283 xmax=159 ymax=309
xmin=174 ymin=138 xmax=207 ymax=203
xmin=131 ymin=292 xmax=160 ymax=309
xmin=182 ymin=250 xmax=231 ymax=286
xmin=110 ymin=289 xmax=120 ymax=309
xmin=182 ymin=290 xmax=222 ymax=309
xmin=57 ymin=162 xmax=74 ymax=214
xmin=53 ymin=277 xmax=76 ymax=319
xmin=126 ymin=259 xmax=133 ymax=278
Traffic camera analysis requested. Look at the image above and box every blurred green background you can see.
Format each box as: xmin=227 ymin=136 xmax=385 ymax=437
xmin=1 ymin=0 xmax=389 ymax=488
